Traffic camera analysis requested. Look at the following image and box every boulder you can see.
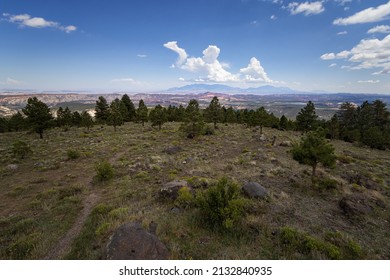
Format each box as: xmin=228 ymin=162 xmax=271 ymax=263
xmin=159 ymin=180 xmax=189 ymax=200
xmin=280 ymin=141 xmax=292 ymax=147
xmin=106 ymin=222 xmax=169 ymax=260
xmin=259 ymin=134 xmax=267 ymax=142
xmin=242 ymin=182 xmax=268 ymax=199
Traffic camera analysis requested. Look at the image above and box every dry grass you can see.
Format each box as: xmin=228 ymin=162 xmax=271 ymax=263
xmin=0 ymin=122 xmax=389 ymax=259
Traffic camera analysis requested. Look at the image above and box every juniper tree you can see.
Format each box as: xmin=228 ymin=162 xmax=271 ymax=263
xmin=22 ymin=97 xmax=53 ymax=139
xmin=291 ymin=130 xmax=336 ymax=185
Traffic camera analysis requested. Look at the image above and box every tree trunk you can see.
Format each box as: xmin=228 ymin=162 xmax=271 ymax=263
xmin=39 ymin=130 xmax=43 ymax=139
xmin=311 ymin=163 xmax=317 ymax=185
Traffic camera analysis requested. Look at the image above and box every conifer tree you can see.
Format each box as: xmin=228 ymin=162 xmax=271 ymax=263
xmin=121 ymin=94 xmax=136 ymax=121
xmin=181 ymin=99 xmax=204 ymax=138
xmin=205 ymin=96 xmax=222 ymax=129
xmin=150 ymin=104 xmax=167 ymax=130
xmin=81 ymin=111 xmax=94 ymax=130
xmin=95 ymin=96 xmax=109 ymax=124
xmin=327 ymin=114 xmax=340 ymax=140
xmin=291 ymin=130 xmax=336 ymax=184
xmin=107 ymin=98 xmax=124 ymax=131
xmin=8 ymin=111 xmax=26 ymax=132
xmin=72 ymin=111 xmax=82 ymax=127
xmin=136 ymin=99 xmax=148 ymax=126
xmin=22 ymin=97 xmax=53 ymax=139
xmin=225 ymin=106 xmax=237 ymax=124
xmin=279 ymin=115 xmax=288 ymax=130
xmin=296 ymin=101 xmax=318 ymax=133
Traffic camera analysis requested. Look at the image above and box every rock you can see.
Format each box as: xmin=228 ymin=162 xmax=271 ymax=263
xmin=163 ymin=146 xmax=182 ymax=155
xmin=159 ymin=180 xmax=189 ymax=200
xmin=170 ymin=207 xmax=182 ymax=214
xmin=6 ymin=164 xmax=18 ymax=171
xmin=242 ymin=182 xmax=268 ymax=199
xmin=106 ymin=222 xmax=169 ymax=260
xmin=280 ymin=141 xmax=292 ymax=147
xmin=259 ymin=134 xmax=267 ymax=142
xmin=339 ymin=193 xmax=372 ymax=217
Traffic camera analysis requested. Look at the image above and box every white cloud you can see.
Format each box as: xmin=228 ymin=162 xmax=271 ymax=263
xmin=240 ymin=57 xmax=272 ymax=83
xmin=288 ymin=1 xmax=325 ymax=16
xmin=357 ymin=80 xmax=380 ymax=83
xmin=270 ymin=14 xmax=277 ymax=20
xmin=137 ymin=54 xmax=148 ymax=58
xmin=0 ymin=77 xmax=23 ymax=85
xmin=367 ymin=25 xmax=390 ymax=34
xmin=329 ymin=63 xmax=337 ymax=67
xmin=321 ymin=34 xmax=390 ymax=75
xmin=164 ymin=42 xmax=277 ymax=83
xmin=3 ymin=13 xmax=76 ymax=33
xmin=333 ymin=1 xmax=390 ymax=25
xmin=334 ymin=0 xmax=352 ymax=5
xmin=337 ymin=31 xmax=348 ymax=35
xmin=110 ymin=78 xmax=141 ymax=85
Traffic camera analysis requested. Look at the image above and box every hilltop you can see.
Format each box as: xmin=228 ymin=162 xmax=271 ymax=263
xmin=0 ymin=122 xmax=389 ymax=259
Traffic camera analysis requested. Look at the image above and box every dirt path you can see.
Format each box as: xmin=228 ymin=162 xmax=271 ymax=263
xmin=44 ymin=192 xmax=99 ymax=260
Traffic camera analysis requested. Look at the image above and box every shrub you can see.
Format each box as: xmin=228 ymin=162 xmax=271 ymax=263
xmin=12 ymin=140 xmax=32 ymax=159
xmin=196 ymin=177 xmax=245 ymax=231
xmin=95 ymin=161 xmax=115 ymax=182
xmin=67 ymin=149 xmax=81 ymax=160
xmin=318 ymin=178 xmax=338 ymax=190
xmin=175 ymin=186 xmax=194 ymax=209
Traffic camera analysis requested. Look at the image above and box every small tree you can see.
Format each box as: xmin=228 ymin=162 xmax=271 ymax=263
xmin=121 ymin=94 xmax=136 ymax=121
xmin=291 ymin=130 xmax=336 ymax=184
xmin=136 ymin=99 xmax=148 ymax=126
xmin=12 ymin=140 xmax=32 ymax=159
xmin=80 ymin=111 xmax=94 ymax=130
xmin=149 ymin=104 xmax=167 ymax=130
xmin=107 ymin=98 xmax=124 ymax=132
xmin=181 ymin=99 xmax=204 ymax=138
xmin=296 ymin=101 xmax=318 ymax=133
xmin=95 ymin=96 xmax=109 ymax=124
xmin=22 ymin=97 xmax=53 ymax=139
xmin=205 ymin=96 xmax=222 ymax=129
xmin=8 ymin=112 xmax=26 ymax=132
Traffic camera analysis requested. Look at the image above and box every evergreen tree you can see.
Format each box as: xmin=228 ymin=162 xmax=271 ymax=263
xmin=22 ymin=97 xmax=53 ymax=139
xmin=8 ymin=112 xmax=26 ymax=132
xmin=121 ymin=94 xmax=136 ymax=121
xmin=296 ymin=101 xmax=318 ymax=133
xmin=150 ymin=104 xmax=167 ymax=130
xmin=291 ymin=130 xmax=336 ymax=184
xmin=0 ymin=116 xmax=8 ymax=133
xmin=56 ymin=106 xmax=72 ymax=127
xmin=72 ymin=111 xmax=82 ymax=127
xmin=95 ymin=96 xmax=109 ymax=124
xmin=254 ymin=107 xmax=269 ymax=134
xmin=338 ymin=102 xmax=358 ymax=142
xmin=327 ymin=114 xmax=340 ymax=140
xmin=279 ymin=115 xmax=288 ymax=130
xmin=107 ymin=98 xmax=124 ymax=131
xmin=225 ymin=106 xmax=237 ymax=124
xmin=205 ymin=96 xmax=222 ymax=129
xmin=181 ymin=99 xmax=204 ymax=138
xmin=136 ymin=99 xmax=148 ymax=126
xmin=81 ymin=111 xmax=94 ymax=130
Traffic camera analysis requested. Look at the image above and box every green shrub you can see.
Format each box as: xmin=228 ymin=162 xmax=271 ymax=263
xmin=95 ymin=161 xmax=115 ymax=182
xmin=175 ymin=186 xmax=194 ymax=209
xmin=318 ymin=178 xmax=338 ymax=190
xmin=67 ymin=149 xmax=81 ymax=160
xmin=12 ymin=140 xmax=32 ymax=159
xmin=196 ymin=177 xmax=245 ymax=231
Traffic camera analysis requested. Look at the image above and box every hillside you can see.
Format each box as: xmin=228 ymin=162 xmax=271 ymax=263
xmin=0 ymin=122 xmax=389 ymax=259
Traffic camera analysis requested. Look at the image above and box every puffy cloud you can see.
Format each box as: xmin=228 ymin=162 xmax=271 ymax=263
xmin=240 ymin=57 xmax=272 ymax=83
xmin=333 ymin=1 xmax=390 ymax=25
xmin=287 ymin=1 xmax=325 ymax=16
xmin=3 ymin=13 xmax=76 ymax=33
xmin=164 ymin=42 xmax=276 ymax=83
xmin=321 ymin=34 xmax=390 ymax=75
xmin=367 ymin=25 xmax=390 ymax=34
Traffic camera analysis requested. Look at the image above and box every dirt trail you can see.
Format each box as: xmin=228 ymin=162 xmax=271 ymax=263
xmin=44 ymin=192 xmax=99 ymax=260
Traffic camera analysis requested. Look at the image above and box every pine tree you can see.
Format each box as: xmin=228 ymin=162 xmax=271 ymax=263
xmin=56 ymin=106 xmax=72 ymax=127
xmin=72 ymin=111 xmax=82 ymax=127
xmin=121 ymin=94 xmax=136 ymax=121
xmin=254 ymin=107 xmax=269 ymax=134
xmin=181 ymin=99 xmax=204 ymax=138
xmin=291 ymin=130 xmax=336 ymax=184
xmin=0 ymin=117 xmax=8 ymax=133
xmin=225 ymin=106 xmax=237 ymax=124
xmin=279 ymin=115 xmax=288 ymax=130
xmin=95 ymin=96 xmax=109 ymax=124
xmin=107 ymin=98 xmax=124 ymax=131
xmin=205 ymin=96 xmax=222 ymax=129
xmin=296 ymin=101 xmax=318 ymax=133
xmin=136 ymin=99 xmax=148 ymax=126
xmin=22 ymin=97 xmax=53 ymax=139
xmin=81 ymin=111 xmax=94 ymax=130
xmin=8 ymin=111 xmax=26 ymax=132
xmin=150 ymin=104 xmax=167 ymax=130
xmin=327 ymin=114 xmax=339 ymax=140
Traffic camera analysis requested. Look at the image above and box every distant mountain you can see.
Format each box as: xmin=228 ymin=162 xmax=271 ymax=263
xmin=167 ymin=83 xmax=296 ymax=94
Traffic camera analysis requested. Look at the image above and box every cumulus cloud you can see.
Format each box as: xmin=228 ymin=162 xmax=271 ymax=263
xmin=164 ymin=42 xmax=276 ymax=83
xmin=367 ymin=25 xmax=390 ymax=34
xmin=321 ymin=34 xmax=390 ymax=75
xmin=3 ymin=13 xmax=76 ymax=33
xmin=287 ymin=1 xmax=325 ymax=16
xmin=333 ymin=1 xmax=390 ymax=25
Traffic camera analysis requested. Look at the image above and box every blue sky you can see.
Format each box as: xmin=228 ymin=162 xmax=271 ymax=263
xmin=1 ymin=0 xmax=390 ymax=94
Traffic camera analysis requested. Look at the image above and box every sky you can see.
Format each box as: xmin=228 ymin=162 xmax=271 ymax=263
xmin=1 ymin=0 xmax=390 ymax=94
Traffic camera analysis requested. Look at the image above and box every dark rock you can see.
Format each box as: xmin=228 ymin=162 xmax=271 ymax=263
xmin=339 ymin=193 xmax=372 ymax=217
xmin=106 ymin=222 xmax=169 ymax=260
xmin=159 ymin=180 xmax=189 ymax=200
xmin=242 ymin=182 xmax=268 ymax=199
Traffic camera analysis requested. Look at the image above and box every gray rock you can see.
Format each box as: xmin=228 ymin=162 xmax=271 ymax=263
xmin=6 ymin=164 xmax=18 ymax=171
xmin=106 ymin=222 xmax=169 ymax=260
xmin=159 ymin=180 xmax=189 ymax=200
xmin=280 ymin=141 xmax=292 ymax=147
xmin=242 ymin=182 xmax=268 ymax=199
xmin=259 ymin=134 xmax=267 ymax=142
